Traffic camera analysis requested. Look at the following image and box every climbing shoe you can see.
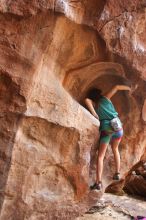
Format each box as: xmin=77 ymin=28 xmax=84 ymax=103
xmin=90 ymin=182 xmax=102 ymax=191
xmin=113 ymin=172 xmax=120 ymax=180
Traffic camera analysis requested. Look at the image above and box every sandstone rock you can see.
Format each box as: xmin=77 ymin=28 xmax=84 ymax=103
xmin=142 ymin=99 xmax=146 ymax=121
xmin=123 ymin=153 xmax=146 ymax=197
xmin=0 ymin=11 xmax=101 ymax=220
xmin=0 ymin=0 xmax=105 ymax=25
xmin=99 ymin=11 xmax=146 ymax=80
xmin=105 ymin=179 xmax=126 ymax=196
xmin=106 ymin=154 xmax=146 ymax=198
xmin=0 ymin=0 xmax=146 ymax=219
xmin=77 ymin=193 xmax=146 ymax=219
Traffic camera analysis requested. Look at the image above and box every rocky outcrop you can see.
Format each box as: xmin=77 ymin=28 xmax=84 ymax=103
xmin=0 ymin=0 xmax=105 ymax=25
xmin=123 ymin=152 xmax=146 ymax=197
xmin=106 ymin=151 xmax=146 ymax=198
xmin=0 ymin=9 xmax=100 ymax=220
xmin=0 ymin=0 xmax=145 ymax=219
xmin=98 ymin=8 xmax=146 ymax=80
xmin=77 ymin=193 xmax=146 ymax=219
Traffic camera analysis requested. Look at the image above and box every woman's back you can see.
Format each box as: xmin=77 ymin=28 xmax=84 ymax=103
xmin=96 ymin=96 xmax=118 ymax=120
xmin=96 ymin=96 xmax=118 ymax=131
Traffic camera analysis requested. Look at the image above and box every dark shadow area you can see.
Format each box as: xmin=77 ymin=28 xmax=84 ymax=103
xmin=82 ymin=74 xmax=131 ymax=117
xmin=83 ymin=0 xmax=107 ymax=25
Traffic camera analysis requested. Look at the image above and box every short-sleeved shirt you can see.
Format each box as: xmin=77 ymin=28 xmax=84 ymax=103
xmin=95 ymin=96 xmax=118 ymax=131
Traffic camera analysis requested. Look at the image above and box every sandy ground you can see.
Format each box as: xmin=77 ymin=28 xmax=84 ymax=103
xmin=76 ymin=193 xmax=146 ymax=220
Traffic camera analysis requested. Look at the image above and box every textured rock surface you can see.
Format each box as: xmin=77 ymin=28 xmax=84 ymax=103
xmin=0 ymin=9 xmax=101 ymax=220
xmin=0 ymin=0 xmax=105 ymax=25
xmin=123 ymin=151 xmax=146 ymax=197
xmin=0 ymin=0 xmax=145 ymax=219
xmin=99 ymin=10 xmax=146 ymax=80
xmin=105 ymin=151 xmax=146 ymax=198
xmin=77 ymin=193 xmax=146 ymax=220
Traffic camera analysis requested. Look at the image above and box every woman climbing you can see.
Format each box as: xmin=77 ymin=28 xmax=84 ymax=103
xmin=85 ymin=85 xmax=131 ymax=190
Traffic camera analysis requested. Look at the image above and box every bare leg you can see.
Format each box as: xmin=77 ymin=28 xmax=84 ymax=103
xmin=96 ymin=142 xmax=109 ymax=183
xmin=111 ymin=139 xmax=121 ymax=173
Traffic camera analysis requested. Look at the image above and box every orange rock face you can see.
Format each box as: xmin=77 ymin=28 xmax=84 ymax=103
xmin=0 ymin=0 xmax=146 ymax=219
xmin=0 ymin=9 xmax=100 ymax=220
xmin=123 ymin=160 xmax=146 ymax=198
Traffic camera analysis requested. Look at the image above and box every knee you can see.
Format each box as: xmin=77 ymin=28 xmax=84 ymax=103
xmin=97 ymin=153 xmax=105 ymax=161
xmin=112 ymin=145 xmax=119 ymax=152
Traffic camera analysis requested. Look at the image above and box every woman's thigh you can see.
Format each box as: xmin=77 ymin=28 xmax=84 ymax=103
xmin=111 ymin=129 xmax=124 ymax=143
xmin=100 ymin=129 xmax=112 ymax=145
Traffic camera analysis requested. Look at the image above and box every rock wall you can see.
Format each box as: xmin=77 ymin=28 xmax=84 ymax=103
xmin=0 ymin=0 xmax=145 ymax=219
xmin=0 ymin=9 xmax=100 ymax=220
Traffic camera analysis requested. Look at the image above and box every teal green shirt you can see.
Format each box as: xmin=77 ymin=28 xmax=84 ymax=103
xmin=95 ymin=96 xmax=118 ymax=131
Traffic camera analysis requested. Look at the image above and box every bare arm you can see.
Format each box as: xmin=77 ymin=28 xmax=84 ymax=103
xmin=84 ymin=98 xmax=99 ymax=119
xmin=104 ymin=85 xmax=131 ymax=99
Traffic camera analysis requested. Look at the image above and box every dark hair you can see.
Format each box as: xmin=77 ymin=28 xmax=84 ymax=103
xmin=87 ymin=88 xmax=102 ymax=102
